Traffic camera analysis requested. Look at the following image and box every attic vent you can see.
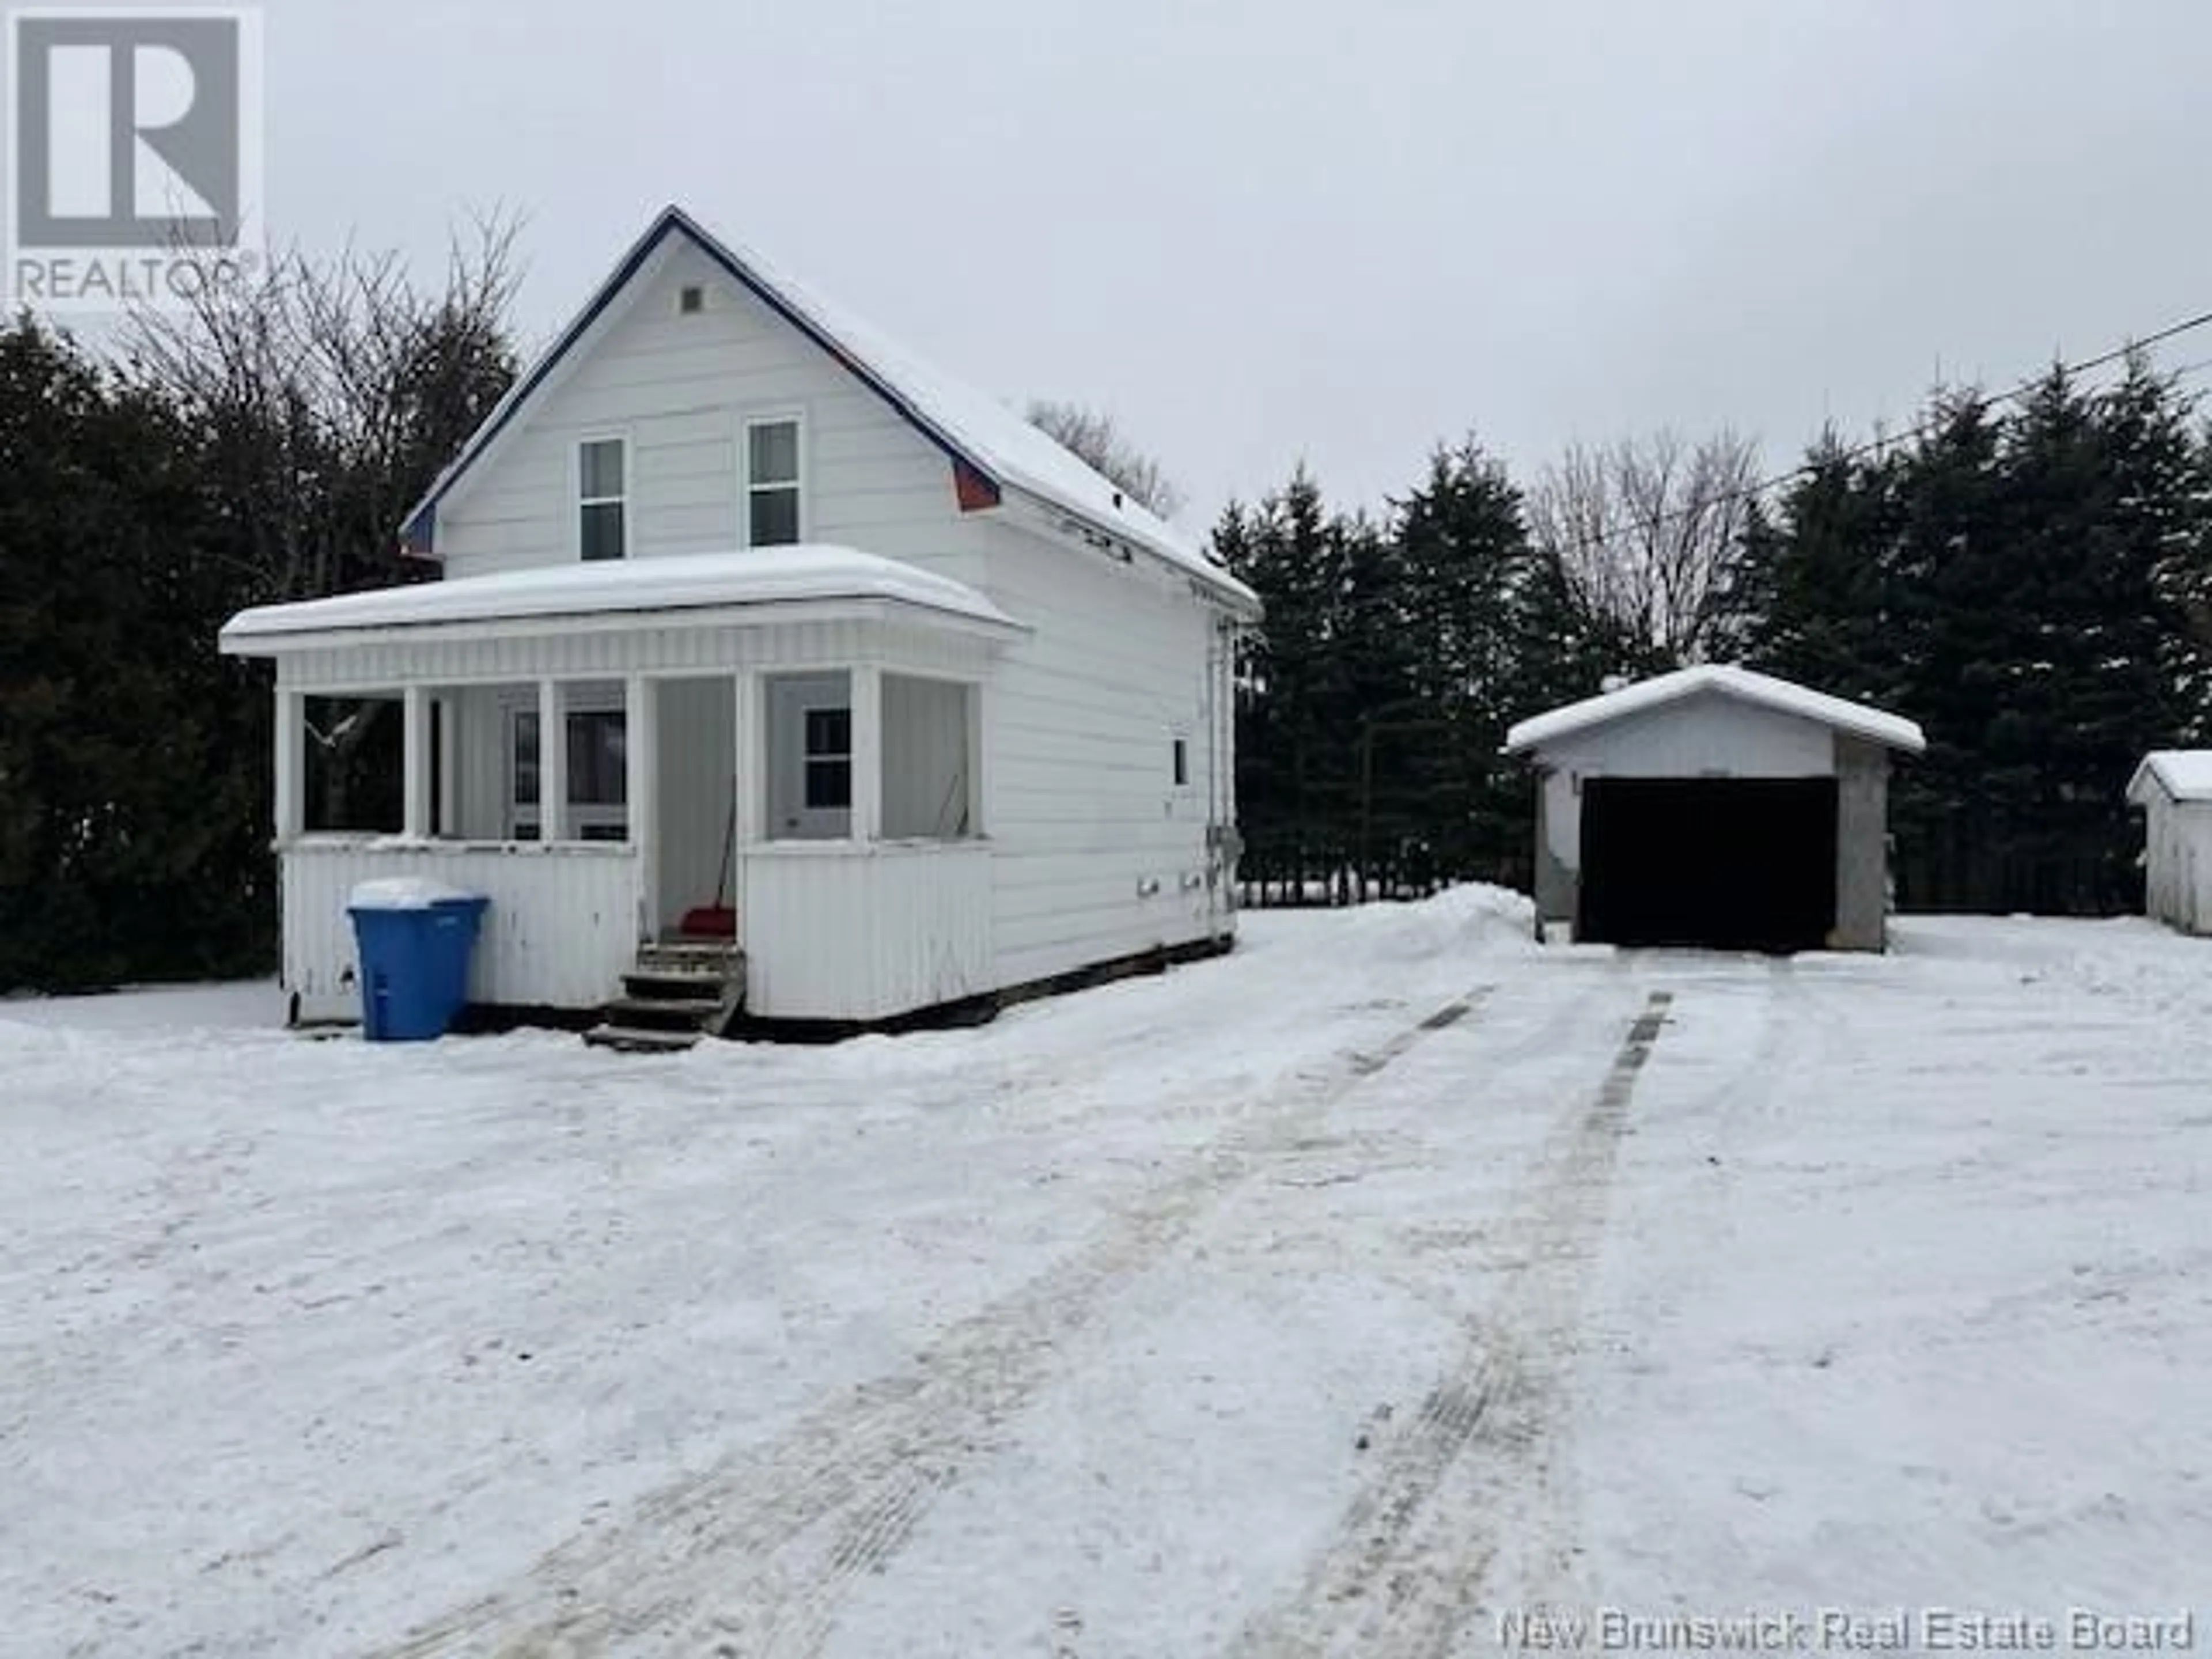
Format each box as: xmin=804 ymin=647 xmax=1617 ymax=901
xmin=677 ymin=285 xmax=705 ymax=315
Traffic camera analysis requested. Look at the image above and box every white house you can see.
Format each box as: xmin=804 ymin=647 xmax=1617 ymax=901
xmin=220 ymin=206 xmax=1259 ymax=1043
xmin=1505 ymin=665 xmax=1926 ymax=953
xmin=2127 ymin=751 xmax=2212 ymax=935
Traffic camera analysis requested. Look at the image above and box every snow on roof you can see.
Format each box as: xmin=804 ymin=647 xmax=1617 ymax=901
xmin=404 ymin=206 xmax=1258 ymax=615
xmin=2127 ymin=750 xmax=2212 ymax=805
xmin=1504 ymin=664 xmax=1927 ymax=755
xmin=219 ymin=546 xmax=1021 ymax=651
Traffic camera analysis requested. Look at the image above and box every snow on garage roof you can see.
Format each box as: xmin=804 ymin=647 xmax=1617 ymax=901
xmin=400 ymin=206 xmax=1259 ymax=615
xmin=219 ymin=546 xmax=1021 ymax=652
xmin=1504 ymin=664 xmax=1927 ymax=756
xmin=2127 ymin=750 xmax=2212 ymax=805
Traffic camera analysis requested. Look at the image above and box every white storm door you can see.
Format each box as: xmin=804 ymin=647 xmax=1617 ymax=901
xmin=767 ymin=673 xmax=853 ymax=840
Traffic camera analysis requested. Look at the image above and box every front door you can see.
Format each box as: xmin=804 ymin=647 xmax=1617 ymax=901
xmin=766 ymin=672 xmax=853 ymax=840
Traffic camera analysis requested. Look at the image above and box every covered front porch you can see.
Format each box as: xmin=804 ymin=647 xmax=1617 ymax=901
xmin=220 ymin=550 xmax=1021 ymax=1027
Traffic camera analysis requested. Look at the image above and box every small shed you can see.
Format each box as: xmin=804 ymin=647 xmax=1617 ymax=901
xmin=2127 ymin=751 xmax=2212 ymax=935
xmin=1504 ymin=666 xmax=1926 ymax=953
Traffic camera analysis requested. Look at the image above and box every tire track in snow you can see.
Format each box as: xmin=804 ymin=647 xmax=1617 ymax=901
xmin=377 ymin=988 xmax=1496 ymax=1659
xmin=1226 ymin=989 xmax=1675 ymax=1659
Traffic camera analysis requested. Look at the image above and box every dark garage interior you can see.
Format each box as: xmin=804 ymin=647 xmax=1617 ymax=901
xmin=1578 ymin=778 xmax=1839 ymax=952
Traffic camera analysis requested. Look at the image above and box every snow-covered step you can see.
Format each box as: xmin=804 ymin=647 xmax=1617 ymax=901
xmin=620 ymin=967 xmax=728 ymax=999
xmin=635 ymin=941 xmax=743 ymax=972
xmin=582 ymin=1022 xmax=702 ymax=1054
xmin=603 ymin=995 xmax=725 ymax=1027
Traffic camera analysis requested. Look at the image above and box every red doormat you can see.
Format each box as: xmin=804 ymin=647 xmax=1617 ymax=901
xmin=679 ymin=906 xmax=737 ymax=938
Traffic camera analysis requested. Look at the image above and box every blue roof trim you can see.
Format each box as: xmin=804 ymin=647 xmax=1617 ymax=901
xmin=397 ymin=206 xmax=1001 ymax=555
xmin=400 ymin=501 xmax=435 ymax=558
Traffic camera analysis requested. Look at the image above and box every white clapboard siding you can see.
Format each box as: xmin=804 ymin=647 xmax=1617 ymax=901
xmin=282 ymin=839 xmax=641 ymax=1019
xmin=278 ymin=616 xmax=988 ymax=696
xmin=434 ymin=238 xmax=988 ymax=592
xmin=317 ymin=210 xmax=1253 ymax=1022
xmin=975 ymin=520 xmax=1224 ymax=988
xmin=2142 ymin=794 xmax=2212 ymax=934
xmin=741 ymin=843 xmax=993 ymax=1021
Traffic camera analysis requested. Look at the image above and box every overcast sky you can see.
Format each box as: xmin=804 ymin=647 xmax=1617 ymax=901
xmin=272 ymin=0 xmax=2212 ymax=528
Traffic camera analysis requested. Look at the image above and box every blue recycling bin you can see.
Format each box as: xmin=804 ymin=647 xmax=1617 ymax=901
xmin=347 ymin=895 xmax=489 ymax=1041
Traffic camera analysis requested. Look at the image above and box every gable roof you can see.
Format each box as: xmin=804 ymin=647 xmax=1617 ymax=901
xmin=400 ymin=205 xmax=1256 ymax=614
xmin=1504 ymin=664 xmax=1927 ymax=756
xmin=2127 ymin=750 xmax=2212 ymax=806
xmin=221 ymin=546 xmax=1020 ymax=653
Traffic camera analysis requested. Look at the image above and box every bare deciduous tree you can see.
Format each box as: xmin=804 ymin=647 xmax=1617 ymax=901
xmin=1527 ymin=428 xmax=1762 ymax=664
xmin=124 ymin=210 xmax=523 ymax=604
xmin=1026 ymin=399 xmax=1186 ymax=520
xmin=124 ymin=214 xmax=523 ymax=821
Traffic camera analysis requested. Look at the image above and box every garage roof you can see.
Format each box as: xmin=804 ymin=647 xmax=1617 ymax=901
xmin=1505 ymin=665 xmax=1927 ymax=756
xmin=2127 ymin=750 xmax=2212 ymax=806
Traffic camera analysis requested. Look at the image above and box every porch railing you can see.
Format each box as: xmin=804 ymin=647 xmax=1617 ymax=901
xmin=740 ymin=840 xmax=993 ymax=1021
xmin=280 ymin=837 xmax=642 ymax=1020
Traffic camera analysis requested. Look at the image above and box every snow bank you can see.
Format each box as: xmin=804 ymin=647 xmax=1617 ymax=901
xmin=0 ymin=980 xmax=280 ymax=1035
xmin=1243 ymin=884 xmax=1536 ymax=967
xmin=347 ymin=877 xmax=476 ymax=911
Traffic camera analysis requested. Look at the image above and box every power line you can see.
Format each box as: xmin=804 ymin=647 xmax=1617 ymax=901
xmin=1548 ymin=306 xmax=2212 ymax=561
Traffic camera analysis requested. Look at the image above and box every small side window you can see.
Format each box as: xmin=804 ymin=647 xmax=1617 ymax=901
xmin=804 ymin=706 xmax=853 ymax=809
xmin=1172 ymin=737 xmax=1189 ymax=788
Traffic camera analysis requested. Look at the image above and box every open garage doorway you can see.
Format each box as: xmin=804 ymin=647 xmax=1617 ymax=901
xmin=1579 ymin=778 xmax=1838 ymax=952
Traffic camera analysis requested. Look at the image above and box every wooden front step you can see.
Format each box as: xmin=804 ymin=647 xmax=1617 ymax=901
xmin=584 ymin=941 xmax=747 ymax=1054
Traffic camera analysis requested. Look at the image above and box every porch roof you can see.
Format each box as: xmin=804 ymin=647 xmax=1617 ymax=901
xmin=219 ymin=546 xmax=1022 ymax=656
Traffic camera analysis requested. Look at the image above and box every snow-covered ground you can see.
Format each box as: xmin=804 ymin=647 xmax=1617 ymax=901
xmin=3 ymin=897 xmax=2206 ymax=1657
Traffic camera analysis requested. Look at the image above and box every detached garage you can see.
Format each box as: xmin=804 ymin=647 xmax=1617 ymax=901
xmin=2127 ymin=751 xmax=2212 ymax=935
xmin=1505 ymin=666 xmax=1927 ymax=953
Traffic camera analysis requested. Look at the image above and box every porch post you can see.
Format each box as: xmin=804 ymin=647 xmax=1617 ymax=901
xmin=732 ymin=671 xmax=760 ymax=849
xmin=730 ymin=672 xmax=758 ymax=940
xmin=968 ymin=679 xmax=990 ymax=837
xmin=626 ymin=674 xmax=657 ymax=931
xmin=273 ymin=687 xmax=305 ymax=840
xmin=539 ymin=679 xmax=567 ymax=842
xmin=402 ymin=684 xmax=432 ymax=839
xmin=435 ymin=696 xmax=459 ymax=837
xmin=851 ymin=663 xmax=882 ymax=843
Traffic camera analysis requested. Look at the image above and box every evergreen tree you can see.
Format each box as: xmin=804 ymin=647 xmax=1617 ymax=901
xmin=0 ymin=317 xmax=265 ymax=988
xmin=1737 ymin=366 xmax=2212 ymax=914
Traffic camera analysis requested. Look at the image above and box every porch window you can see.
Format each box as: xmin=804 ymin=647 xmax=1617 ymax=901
xmin=512 ymin=706 xmax=628 ymax=840
xmin=745 ymin=417 xmax=802 ymax=547
xmin=301 ymin=694 xmax=403 ymax=833
xmin=881 ymin=673 xmax=979 ymax=840
xmin=578 ymin=437 xmax=627 ymax=561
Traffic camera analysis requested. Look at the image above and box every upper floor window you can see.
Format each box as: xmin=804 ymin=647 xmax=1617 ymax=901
xmin=747 ymin=417 xmax=803 ymax=547
xmin=578 ymin=437 xmax=627 ymax=560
